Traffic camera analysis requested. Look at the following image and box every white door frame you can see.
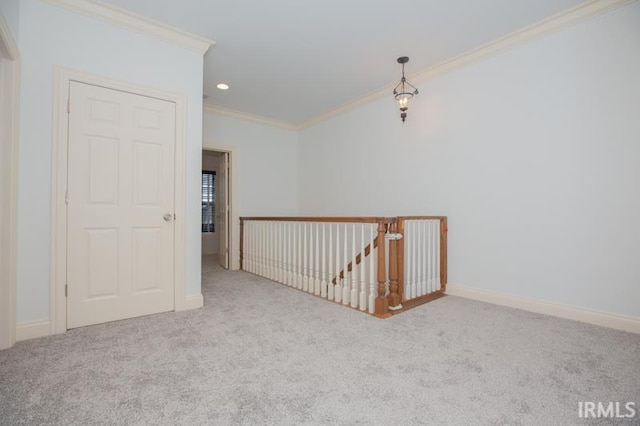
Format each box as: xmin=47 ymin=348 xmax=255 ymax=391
xmin=201 ymin=144 xmax=237 ymax=270
xmin=0 ymin=12 xmax=20 ymax=350
xmin=51 ymin=67 xmax=188 ymax=334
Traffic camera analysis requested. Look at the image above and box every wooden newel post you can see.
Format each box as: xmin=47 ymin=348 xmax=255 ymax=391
xmin=387 ymin=221 xmax=401 ymax=309
xmin=374 ymin=221 xmax=389 ymax=317
xmin=440 ymin=217 xmax=447 ymax=291
xmin=239 ymin=218 xmax=244 ymax=271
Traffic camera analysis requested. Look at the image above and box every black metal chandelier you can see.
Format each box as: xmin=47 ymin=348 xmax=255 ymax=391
xmin=393 ymin=56 xmax=418 ymax=123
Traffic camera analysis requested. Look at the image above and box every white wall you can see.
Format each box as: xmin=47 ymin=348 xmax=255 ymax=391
xmin=298 ymin=4 xmax=640 ymax=318
xmin=202 ymin=150 xmax=220 ymax=255
xmin=203 ymin=110 xmax=299 ymax=269
xmin=16 ymin=0 xmax=204 ymax=323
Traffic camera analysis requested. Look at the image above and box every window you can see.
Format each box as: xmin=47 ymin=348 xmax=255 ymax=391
xmin=202 ymin=171 xmax=215 ymax=233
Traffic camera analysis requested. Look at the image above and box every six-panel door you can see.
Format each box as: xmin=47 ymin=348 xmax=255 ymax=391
xmin=67 ymin=81 xmax=176 ymax=329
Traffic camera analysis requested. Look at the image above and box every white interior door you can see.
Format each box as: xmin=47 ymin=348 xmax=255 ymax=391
xmin=67 ymin=81 xmax=176 ymax=329
xmin=217 ymin=152 xmax=229 ymax=269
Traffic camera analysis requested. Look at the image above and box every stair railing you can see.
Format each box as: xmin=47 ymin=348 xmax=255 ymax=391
xmin=239 ymin=216 xmax=447 ymax=317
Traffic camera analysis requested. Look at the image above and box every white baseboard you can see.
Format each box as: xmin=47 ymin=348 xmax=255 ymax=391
xmin=181 ymin=293 xmax=204 ymax=311
xmin=16 ymin=320 xmax=51 ymax=342
xmin=446 ymin=284 xmax=640 ymax=334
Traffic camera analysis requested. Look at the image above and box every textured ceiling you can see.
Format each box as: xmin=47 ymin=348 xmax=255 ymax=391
xmin=101 ymin=0 xmax=586 ymax=125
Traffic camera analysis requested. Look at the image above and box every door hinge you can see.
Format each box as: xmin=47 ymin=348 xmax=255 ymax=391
xmin=65 ymin=190 xmax=68 ymax=205
xmin=67 ymin=98 xmax=70 ymax=114
xmin=65 ymin=284 xmax=68 ymax=297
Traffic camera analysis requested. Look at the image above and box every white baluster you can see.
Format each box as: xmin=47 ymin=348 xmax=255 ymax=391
xmin=293 ymin=222 xmax=299 ymax=287
xmin=368 ymin=224 xmax=376 ymax=314
xmin=251 ymin=222 xmax=256 ymax=274
xmin=424 ymin=220 xmax=430 ymax=292
xmin=276 ymin=222 xmax=284 ymax=284
xmin=298 ymin=222 xmax=303 ymax=289
xmin=244 ymin=221 xmax=249 ymax=272
xmin=266 ymin=221 xmax=272 ymax=280
xmin=359 ymin=223 xmax=366 ymax=311
xmin=254 ymin=221 xmax=258 ymax=274
xmin=408 ymin=220 xmax=413 ymax=300
xmin=311 ymin=222 xmax=315 ymax=292
xmin=435 ymin=220 xmax=441 ymax=291
xmin=257 ymin=222 xmax=262 ymax=276
xmin=307 ymin=222 xmax=314 ymax=294
xmin=255 ymin=222 xmax=260 ymax=275
xmin=430 ymin=220 xmax=435 ymax=293
xmin=314 ymin=223 xmax=321 ymax=295
xmin=321 ymin=223 xmax=328 ymax=298
xmin=265 ymin=221 xmax=270 ymax=279
xmin=342 ymin=223 xmax=349 ymax=305
xmin=294 ymin=222 xmax=302 ymax=288
xmin=328 ymin=223 xmax=335 ymax=300
xmin=334 ymin=223 xmax=342 ymax=303
xmin=273 ymin=222 xmax=277 ymax=280
xmin=420 ymin=220 xmax=429 ymax=295
xmin=411 ymin=220 xmax=424 ymax=297
xmin=415 ymin=221 xmax=420 ymax=296
xmin=417 ymin=220 xmax=424 ymax=296
xmin=417 ymin=221 xmax=422 ymax=295
xmin=307 ymin=222 xmax=313 ymax=292
xmin=416 ymin=221 xmax=421 ymax=296
xmin=407 ymin=220 xmax=412 ymax=298
xmin=428 ymin=220 xmax=434 ymax=293
xmin=350 ymin=224 xmax=358 ymax=308
xmin=302 ymin=222 xmax=309 ymax=292
xmin=289 ymin=222 xmax=294 ymax=285
xmin=242 ymin=221 xmax=253 ymax=272
xmin=271 ymin=221 xmax=276 ymax=280
xmin=262 ymin=221 xmax=268 ymax=278
xmin=260 ymin=221 xmax=267 ymax=277
xmin=282 ymin=222 xmax=287 ymax=285
xmin=288 ymin=222 xmax=294 ymax=286
xmin=251 ymin=221 xmax=256 ymax=273
xmin=267 ymin=221 xmax=272 ymax=278
xmin=265 ymin=221 xmax=270 ymax=278
xmin=273 ymin=221 xmax=278 ymax=280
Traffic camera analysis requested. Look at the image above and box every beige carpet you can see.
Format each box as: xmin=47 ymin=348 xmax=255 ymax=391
xmin=1 ymin=255 xmax=639 ymax=425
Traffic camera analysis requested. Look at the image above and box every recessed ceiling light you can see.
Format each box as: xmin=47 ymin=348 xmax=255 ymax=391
xmin=216 ymin=83 xmax=229 ymax=90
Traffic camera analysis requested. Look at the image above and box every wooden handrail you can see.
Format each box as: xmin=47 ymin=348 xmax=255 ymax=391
xmin=396 ymin=215 xmax=447 ymax=221
xmin=240 ymin=216 xmax=393 ymax=224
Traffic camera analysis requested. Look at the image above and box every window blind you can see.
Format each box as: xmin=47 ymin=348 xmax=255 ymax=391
xmin=202 ymin=171 xmax=215 ymax=233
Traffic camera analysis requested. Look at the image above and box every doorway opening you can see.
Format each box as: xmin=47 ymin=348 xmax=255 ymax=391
xmin=202 ymin=149 xmax=230 ymax=271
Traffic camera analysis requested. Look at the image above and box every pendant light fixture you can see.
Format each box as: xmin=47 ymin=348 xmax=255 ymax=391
xmin=393 ymin=56 xmax=418 ymax=123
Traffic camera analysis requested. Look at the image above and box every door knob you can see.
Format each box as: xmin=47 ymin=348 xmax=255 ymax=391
xmin=163 ymin=214 xmax=173 ymax=222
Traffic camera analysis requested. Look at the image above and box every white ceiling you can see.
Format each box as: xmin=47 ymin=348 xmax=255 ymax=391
xmin=101 ymin=0 xmax=585 ymax=126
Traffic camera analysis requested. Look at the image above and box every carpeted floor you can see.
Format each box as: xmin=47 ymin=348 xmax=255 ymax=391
xmin=1 ymin=256 xmax=639 ymax=425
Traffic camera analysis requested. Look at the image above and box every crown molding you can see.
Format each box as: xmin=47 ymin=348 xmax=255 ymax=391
xmin=42 ymin=0 xmax=215 ymax=54
xmin=298 ymin=0 xmax=637 ymax=130
xmin=0 ymin=10 xmax=19 ymax=60
xmin=203 ymin=103 xmax=298 ymax=131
